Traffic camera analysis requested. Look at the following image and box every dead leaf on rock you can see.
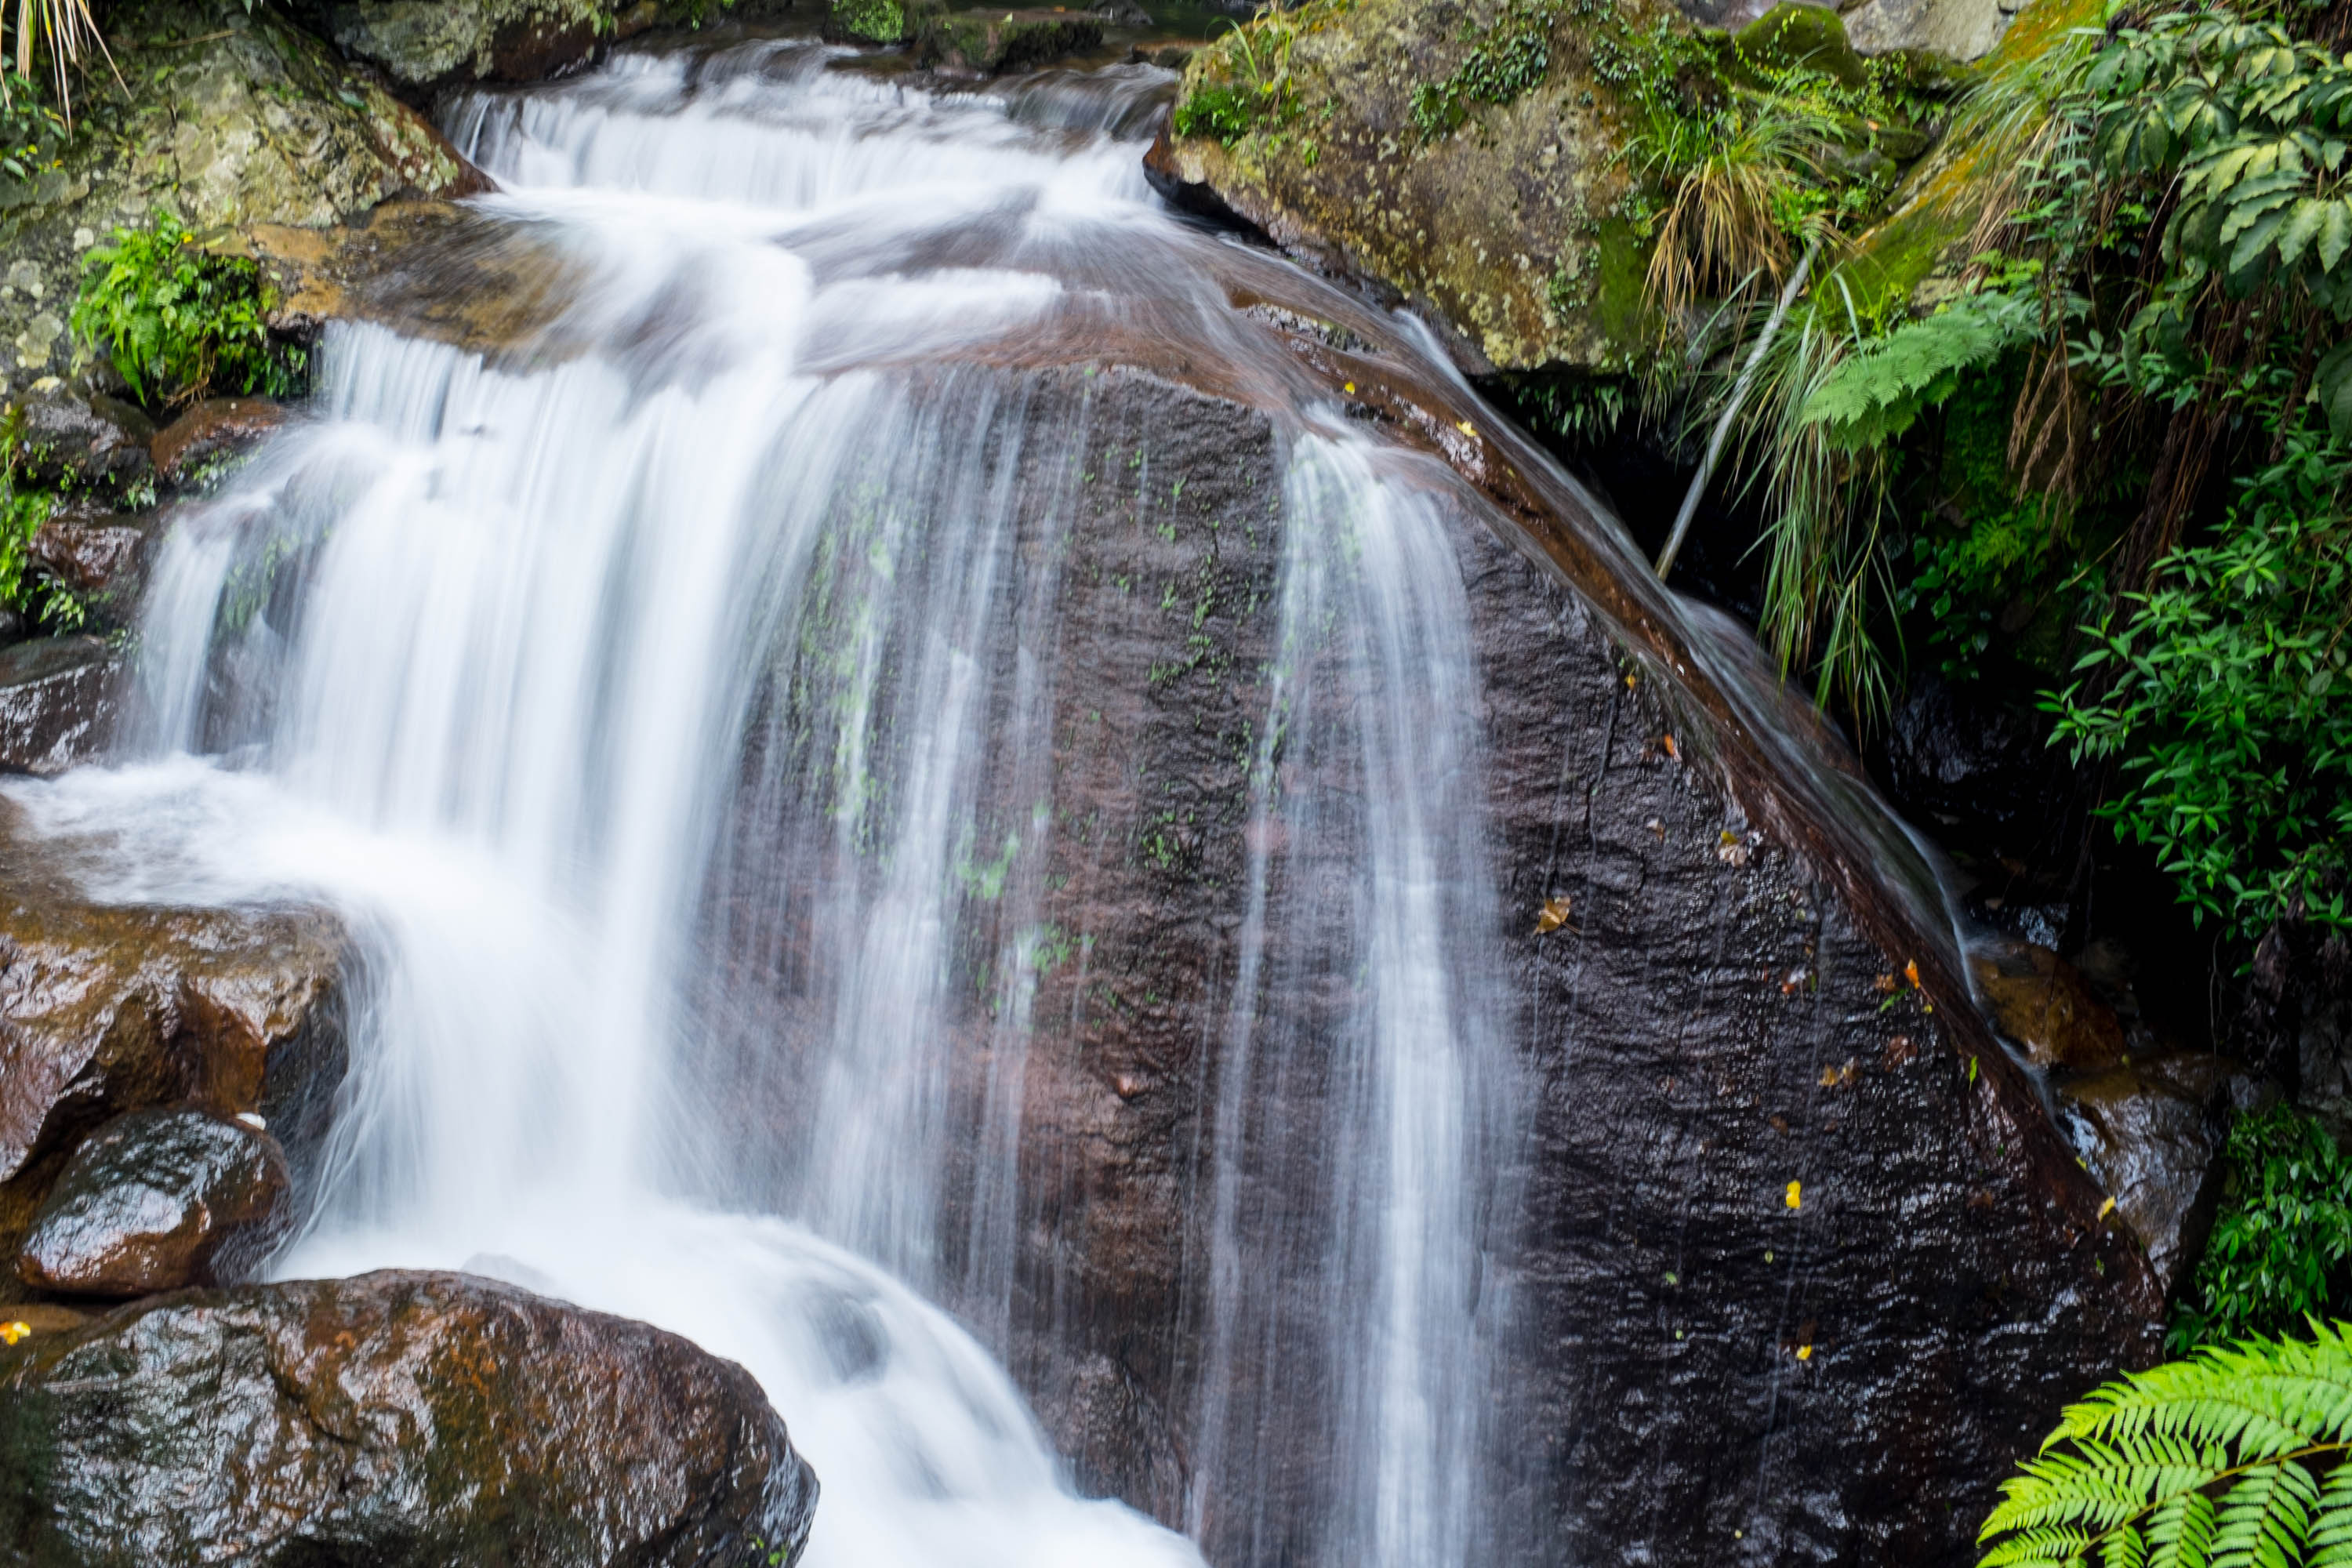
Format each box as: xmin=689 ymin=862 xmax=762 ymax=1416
xmin=1882 ymin=1034 xmax=1916 ymax=1068
xmin=1661 ymin=735 xmax=1680 ymax=761
xmin=1533 ymin=895 xmax=1573 ymax=935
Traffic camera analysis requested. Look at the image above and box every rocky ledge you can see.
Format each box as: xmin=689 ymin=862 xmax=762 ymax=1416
xmin=0 ymin=1269 xmax=819 ymax=1568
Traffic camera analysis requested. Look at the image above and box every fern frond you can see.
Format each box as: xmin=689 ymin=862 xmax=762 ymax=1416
xmin=1982 ymin=1325 xmax=2352 ymax=1568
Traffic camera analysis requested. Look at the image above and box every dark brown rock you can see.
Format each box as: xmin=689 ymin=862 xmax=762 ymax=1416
xmin=150 ymin=399 xmax=291 ymax=487
xmin=687 ymin=354 xmax=2162 ymax=1567
xmin=5 ymin=391 xmax=155 ymax=499
xmin=2060 ymin=1052 xmax=2237 ymax=1296
xmin=0 ymin=800 xmax=349 ymax=1302
xmin=18 ymin=1108 xmax=292 ymax=1298
xmin=0 ymin=1270 xmax=819 ymax=1567
xmin=27 ymin=514 xmax=148 ymax=603
xmin=0 ymin=637 xmax=118 ymax=777
xmin=1971 ymin=938 xmax=2129 ymax=1073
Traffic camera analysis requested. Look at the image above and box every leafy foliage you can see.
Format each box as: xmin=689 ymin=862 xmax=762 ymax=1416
xmin=0 ymin=407 xmax=81 ymax=633
xmin=2049 ymin=430 xmax=2352 ymax=941
xmin=0 ymin=67 xmax=63 ymax=182
xmin=2171 ymin=1106 xmax=2352 ymax=1353
xmin=1800 ymin=288 xmax=2039 ymax=449
xmin=1977 ymin=1319 xmax=2352 ymax=1568
xmin=2087 ymin=7 xmax=2352 ymax=438
xmin=1171 ymin=7 xmax=1310 ymax=148
xmin=71 ymin=212 xmax=305 ymax=407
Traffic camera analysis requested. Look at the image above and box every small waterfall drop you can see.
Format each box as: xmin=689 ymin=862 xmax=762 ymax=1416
xmin=0 ymin=32 xmax=1659 ymax=1568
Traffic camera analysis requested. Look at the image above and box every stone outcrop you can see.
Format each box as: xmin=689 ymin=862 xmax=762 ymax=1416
xmin=683 ymin=248 xmax=2173 ymax=1562
xmin=0 ymin=637 xmax=118 ymax=776
xmin=1146 ymin=0 xmax=1657 ymax=372
xmin=0 ymin=1269 xmax=820 ymax=1567
xmin=0 ymin=799 xmax=350 ymax=1302
xmin=0 ymin=3 xmax=488 ymax=397
xmin=17 ymin=1107 xmax=292 ymax=1297
xmin=915 ymin=9 xmax=1106 ymax=73
xmin=148 ymin=398 xmax=292 ymax=488
xmin=305 ymin=0 xmax=800 ymax=96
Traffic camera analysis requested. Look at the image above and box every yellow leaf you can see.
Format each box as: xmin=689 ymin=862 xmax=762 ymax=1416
xmin=0 ymin=1321 xmax=28 ymax=1346
xmin=2098 ymin=1196 xmax=2116 ymax=1221
xmin=1904 ymin=959 xmax=1922 ymax=989
xmin=1456 ymin=419 xmax=1475 ymax=436
xmin=1784 ymin=1181 xmax=1802 ymax=1210
xmin=1533 ymin=895 xmax=1572 ymax=935
xmin=1661 ymin=735 xmax=1680 ymax=761
xmin=1343 ymin=382 xmax=1356 ymax=394
xmin=1795 ymin=1345 xmax=1812 ymax=1361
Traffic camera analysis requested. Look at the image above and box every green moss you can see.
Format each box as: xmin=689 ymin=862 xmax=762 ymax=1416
xmin=1732 ymin=3 xmax=1868 ymax=89
xmin=1409 ymin=0 xmax=1562 ymax=140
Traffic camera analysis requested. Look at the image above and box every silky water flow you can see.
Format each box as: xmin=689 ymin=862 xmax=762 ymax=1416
xmin=0 ymin=34 xmax=1931 ymax=1568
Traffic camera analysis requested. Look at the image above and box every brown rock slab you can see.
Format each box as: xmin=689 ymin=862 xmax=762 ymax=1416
xmin=0 ymin=637 xmax=118 ymax=778
xmin=18 ymin=1107 xmax=292 ymax=1298
xmin=27 ymin=513 xmax=149 ymax=603
xmin=0 ymin=1269 xmax=820 ymax=1566
xmin=1971 ymin=938 xmax=2129 ymax=1072
xmin=2061 ymin=1052 xmax=2238 ymax=1296
xmin=150 ymin=399 xmax=291 ymax=487
xmin=0 ymin=800 xmax=349 ymax=1299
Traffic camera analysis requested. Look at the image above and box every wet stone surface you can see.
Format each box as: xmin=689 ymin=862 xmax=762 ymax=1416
xmin=0 ymin=800 xmax=350 ymax=1303
xmin=0 ymin=637 xmax=119 ymax=778
xmin=17 ymin=1107 xmax=292 ymax=1298
xmin=0 ymin=1269 xmax=820 ymax=1568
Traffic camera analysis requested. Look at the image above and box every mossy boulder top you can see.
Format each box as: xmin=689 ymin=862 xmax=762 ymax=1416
xmin=1146 ymin=0 xmax=1688 ymax=373
xmin=0 ymin=2 xmax=484 ymax=395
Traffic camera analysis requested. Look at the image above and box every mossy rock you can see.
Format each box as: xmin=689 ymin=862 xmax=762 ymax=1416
xmin=0 ymin=2 xmax=482 ymax=397
xmin=1732 ymin=3 xmax=1869 ymax=86
xmin=1148 ymin=0 xmax=1672 ymax=372
xmin=916 ymin=9 xmax=1105 ymax=71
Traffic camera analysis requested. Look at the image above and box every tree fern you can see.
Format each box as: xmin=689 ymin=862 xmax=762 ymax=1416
xmin=1980 ymin=1323 xmax=2352 ymax=1568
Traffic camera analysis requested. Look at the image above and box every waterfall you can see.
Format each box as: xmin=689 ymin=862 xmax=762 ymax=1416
xmin=4 ymin=35 xmax=1534 ymax=1568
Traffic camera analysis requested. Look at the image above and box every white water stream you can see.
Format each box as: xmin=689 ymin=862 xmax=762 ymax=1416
xmin=7 ymin=34 xmax=1530 ymax=1568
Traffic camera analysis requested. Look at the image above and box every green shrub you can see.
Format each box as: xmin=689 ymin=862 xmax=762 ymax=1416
xmin=71 ymin=212 xmax=305 ymax=408
xmin=2169 ymin=1105 xmax=2352 ymax=1353
xmin=0 ymin=409 xmax=81 ymax=633
xmin=2049 ymin=430 xmax=2352 ymax=944
xmin=1977 ymin=1320 xmax=2352 ymax=1568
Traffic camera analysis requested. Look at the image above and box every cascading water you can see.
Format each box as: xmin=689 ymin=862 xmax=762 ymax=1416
xmin=4 ymin=31 xmax=1537 ymax=1568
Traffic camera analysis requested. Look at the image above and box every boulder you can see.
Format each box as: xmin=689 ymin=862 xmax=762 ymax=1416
xmin=0 ymin=637 xmax=118 ymax=777
xmin=27 ymin=510 xmax=151 ymax=618
xmin=916 ymin=9 xmax=1105 ymax=72
xmin=1145 ymin=0 xmax=1657 ymax=372
xmin=310 ymin=0 xmax=611 ymax=96
xmin=686 ymin=340 xmax=2163 ymax=1564
xmin=1970 ymin=938 xmax=2129 ymax=1073
xmin=0 ymin=1270 xmax=820 ymax=1567
xmin=0 ymin=800 xmax=350 ymax=1300
xmin=0 ymin=2 xmax=486 ymax=395
xmin=2059 ymin=1054 xmax=2235 ymax=1297
xmin=1845 ymin=0 xmax=2013 ymax=60
xmin=17 ymin=1107 xmax=292 ymax=1298
xmin=149 ymin=397 xmax=292 ymax=488
xmin=4 ymin=389 xmax=155 ymax=499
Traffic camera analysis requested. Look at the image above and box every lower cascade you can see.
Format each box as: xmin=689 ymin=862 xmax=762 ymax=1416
xmin=0 ymin=18 xmax=2191 ymax=1568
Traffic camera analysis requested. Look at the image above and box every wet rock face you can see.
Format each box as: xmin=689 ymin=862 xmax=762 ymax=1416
xmin=0 ymin=802 xmax=350 ymax=1301
xmin=5 ymin=390 xmax=155 ymax=499
xmin=683 ymin=363 xmax=2160 ymax=1566
xmin=2060 ymin=1054 xmax=2234 ymax=1297
xmin=0 ymin=637 xmax=118 ymax=777
xmin=1972 ymin=938 xmax=2128 ymax=1073
xmin=149 ymin=397 xmax=292 ymax=488
xmin=17 ymin=1108 xmax=291 ymax=1298
xmin=0 ymin=1269 xmax=820 ymax=1568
